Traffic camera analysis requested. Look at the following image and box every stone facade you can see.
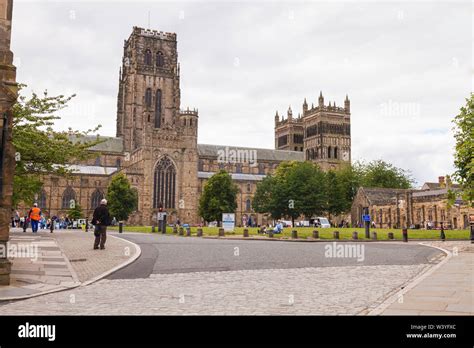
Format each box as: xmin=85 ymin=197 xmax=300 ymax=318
xmin=31 ymin=26 xmax=351 ymax=227
xmin=0 ymin=0 xmax=17 ymax=285
xmin=275 ymin=91 xmax=351 ymax=171
xmin=351 ymin=178 xmax=470 ymax=230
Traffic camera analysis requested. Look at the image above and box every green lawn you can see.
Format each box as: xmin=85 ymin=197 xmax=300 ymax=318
xmin=109 ymin=225 xmax=470 ymax=240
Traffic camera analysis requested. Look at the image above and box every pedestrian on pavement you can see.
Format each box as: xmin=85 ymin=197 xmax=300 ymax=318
xmin=28 ymin=204 xmax=42 ymax=233
xmin=92 ymin=198 xmax=111 ymax=250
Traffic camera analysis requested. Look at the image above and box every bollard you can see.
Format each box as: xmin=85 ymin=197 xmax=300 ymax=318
xmin=173 ymin=225 xmax=178 ymax=234
xmin=197 ymin=228 xmax=203 ymax=237
xmin=312 ymin=230 xmax=319 ymax=239
xmin=179 ymin=227 xmax=184 ymax=236
xmin=333 ymin=231 xmax=340 ymax=239
xmin=186 ymin=227 xmax=191 ymax=237
xmin=402 ymin=228 xmax=408 ymax=242
xmin=388 ymin=232 xmax=394 ymax=240
xmin=371 ymin=231 xmax=377 ymax=240
xmin=268 ymin=230 xmax=274 ymax=238
xmin=243 ymin=228 xmax=249 ymax=237
xmin=218 ymin=228 xmax=225 ymax=237
xmin=352 ymin=231 xmax=358 ymax=240
xmin=152 ymin=225 xmax=156 ymax=233
xmin=119 ymin=222 xmax=123 ymax=234
xmin=291 ymin=230 xmax=298 ymax=239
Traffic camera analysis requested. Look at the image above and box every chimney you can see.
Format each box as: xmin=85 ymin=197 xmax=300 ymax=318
xmin=438 ymin=176 xmax=445 ymax=188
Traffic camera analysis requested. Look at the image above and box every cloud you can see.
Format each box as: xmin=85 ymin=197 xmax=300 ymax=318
xmin=11 ymin=0 xmax=471 ymax=185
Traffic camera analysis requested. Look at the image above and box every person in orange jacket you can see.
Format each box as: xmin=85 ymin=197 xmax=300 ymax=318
xmin=28 ymin=203 xmax=42 ymax=233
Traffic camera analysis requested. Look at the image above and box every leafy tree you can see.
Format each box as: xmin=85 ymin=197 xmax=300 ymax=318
xmin=325 ymin=170 xmax=346 ymax=218
xmin=355 ymin=159 xmax=414 ymax=189
xmin=198 ymin=170 xmax=238 ymax=224
xmin=451 ymin=94 xmax=473 ymax=207
xmin=68 ymin=203 xmax=83 ymax=220
xmin=12 ymin=84 xmax=102 ymax=206
xmin=334 ymin=163 xmax=361 ymax=212
xmin=253 ymin=161 xmax=326 ymax=226
xmin=106 ymin=173 xmax=138 ymax=221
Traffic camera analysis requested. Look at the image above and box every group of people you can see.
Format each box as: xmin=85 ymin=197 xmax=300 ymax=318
xmin=11 ymin=199 xmax=112 ymax=250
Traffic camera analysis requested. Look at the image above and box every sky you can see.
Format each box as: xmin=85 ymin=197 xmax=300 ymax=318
xmin=11 ymin=0 xmax=472 ymax=186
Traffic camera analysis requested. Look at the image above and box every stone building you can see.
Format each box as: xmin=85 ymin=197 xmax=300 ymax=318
xmin=351 ymin=177 xmax=470 ymax=230
xmin=0 ymin=0 xmax=17 ymax=285
xmin=33 ymin=26 xmax=350 ymax=227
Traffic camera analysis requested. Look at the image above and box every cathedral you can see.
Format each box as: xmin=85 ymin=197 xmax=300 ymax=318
xmin=37 ymin=27 xmax=352 ymax=226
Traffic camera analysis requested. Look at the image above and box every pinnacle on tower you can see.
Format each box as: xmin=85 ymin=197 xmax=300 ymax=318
xmin=318 ymin=91 xmax=324 ymax=107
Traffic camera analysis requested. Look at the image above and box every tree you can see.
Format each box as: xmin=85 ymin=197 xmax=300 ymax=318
xmin=451 ymin=94 xmax=474 ymax=207
xmin=198 ymin=170 xmax=238 ymax=224
xmin=106 ymin=173 xmax=138 ymax=221
xmin=253 ymin=161 xmax=327 ymax=226
xmin=355 ymin=159 xmax=414 ymax=189
xmin=68 ymin=203 xmax=83 ymax=220
xmin=325 ymin=170 xmax=346 ymax=218
xmin=12 ymin=85 xmax=102 ymax=206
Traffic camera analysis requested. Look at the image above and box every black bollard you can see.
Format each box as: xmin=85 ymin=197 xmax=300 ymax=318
xmin=388 ymin=232 xmax=394 ymax=240
xmin=268 ymin=230 xmax=274 ymax=238
xmin=179 ymin=227 xmax=184 ymax=236
xmin=291 ymin=230 xmax=298 ymax=239
xmin=440 ymin=223 xmax=446 ymax=241
xmin=243 ymin=228 xmax=249 ymax=237
xmin=186 ymin=227 xmax=191 ymax=237
xmin=333 ymin=231 xmax=339 ymax=239
xmin=197 ymin=228 xmax=203 ymax=237
xmin=119 ymin=222 xmax=123 ymax=234
xmin=371 ymin=231 xmax=377 ymax=240
xmin=352 ymin=231 xmax=358 ymax=240
xmin=218 ymin=228 xmax=225 ymax=237
xmin=402 ymin=228 xmax=408 ymax=242
xmin=312 ymin=230 xmax=319 ymax=239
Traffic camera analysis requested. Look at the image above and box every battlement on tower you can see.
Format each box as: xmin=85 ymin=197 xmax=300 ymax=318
xmin=132 ymin=26 xmax=177 ymax=42
xmin=180 ymin=108 xmax=198 ymax=117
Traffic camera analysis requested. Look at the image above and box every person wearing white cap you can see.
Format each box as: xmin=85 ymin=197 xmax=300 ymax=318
xmin=28 ymin=203 xmax=42 ymax=233
xmin=91 ymin=198 xmax=111 ymax=250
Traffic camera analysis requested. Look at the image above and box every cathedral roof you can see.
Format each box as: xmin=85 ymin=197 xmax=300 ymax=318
xmin=197 ymin=144 xmax=305 ymax=162
xmin=70 ymin=135 xmax=124 ymax=154
xmin=358 ymin=187 xmax=410 ymax=205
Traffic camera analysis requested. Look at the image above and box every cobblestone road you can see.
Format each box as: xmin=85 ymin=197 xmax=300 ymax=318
xmin=0 ymin=264 xmax=428 ymax=315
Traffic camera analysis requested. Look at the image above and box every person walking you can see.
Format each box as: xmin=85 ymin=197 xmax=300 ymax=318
xmin=28 ymin=203 xmax=42 ymax=233
xmin=92 ymin=198 xmax=111 ymax=250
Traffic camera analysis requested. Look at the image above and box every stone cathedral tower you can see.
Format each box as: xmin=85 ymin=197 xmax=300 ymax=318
xmin=116 ymin=27 xmax=199 ymax=225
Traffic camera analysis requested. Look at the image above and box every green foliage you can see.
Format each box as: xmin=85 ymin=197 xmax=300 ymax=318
xmin=452 ymin=93 xmax=474 ymax=207
xmin=354 ymin=159 xmax=414 ymax=189
xmin=198 ymin=170 xmax=238 ymax=223
xmin=68 ymin=203 xmax=83 ymax=220
xmin=12 ymin=84 xmax=102 ymax=206
xmin=106 ymin=173 xmax=138 ymax=221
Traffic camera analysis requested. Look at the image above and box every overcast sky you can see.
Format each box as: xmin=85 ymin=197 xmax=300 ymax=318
xmin=12 ymin=0 xmax=472 ymax=185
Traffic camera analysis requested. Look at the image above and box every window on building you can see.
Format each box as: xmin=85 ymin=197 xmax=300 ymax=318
xmin=198 ymin=160 xmax=204 ymax=171
xmin=156 ymin=51 xmax=165 ymax=67
xmin=116 ymin=158 xmax=121 ymax=168
xmin=258 ymin=163 xmax=265 ymax=175
xmin=247 ymin=183 xmax=251 ymax=192
xmin=145 ymin=88 xmax=152 ymax=108
xmin=153 ymin=156 xmax=176 ymax=209
xmin=155 ymin=89 xmax=162 ymax=128
xmin=91 ymin=189 xmax=104 ymax=209
xmin=246 ymin=199 xmax=251 ymax=211
xmin=328 ymin=146 xmax=332 ymax=159
xmin=94 ymin=156 xmax=101 ymax=166
xmin=236 ymin=163 xmax=242 ymax=174
xmin=38 ymin=190 xmax=47 ymax=210
xmin=145 ymin=49 xmax=152 ymax=65
xmin=334 ymin=146 xmax=338 ymax=159
xmin=62 ymin=187 xmax=76 ymax=209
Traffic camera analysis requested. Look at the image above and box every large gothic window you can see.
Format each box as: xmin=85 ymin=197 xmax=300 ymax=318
xmin=145 ymin=49 xmax=152 ymax=65
xmin=145 ymin=88 xmax=152 ymax=108
xmin=156 ymin=51 xmax=165 ymax=67
xmin=62 ymin=187 xmax=76 ymax=209
xmin=91 ymin=189 xmax=104 ymax=209
xmin=334 ymin=146 xmax=338 ymax=159
xmin=155 ymin=89 xmax=162 ymax=128
xmin=153 ymin=157 xmax=176 ymax=209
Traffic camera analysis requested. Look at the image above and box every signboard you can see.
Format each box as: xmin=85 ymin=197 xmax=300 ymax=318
xmin=222 ymin=213 xmax=235 ymax=232
xmin=363 ymin=214 xmax=371 ymax=222
xmin=157 ymin=212 xmax=167 ymax=221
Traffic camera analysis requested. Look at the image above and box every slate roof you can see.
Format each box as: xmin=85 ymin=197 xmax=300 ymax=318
xmin=198 ymin=171 xmax=266 ymax=181
xmin=67 ymin=165 xmax=119 ymax=176
xmin=421 ymin=182 xmax=460 ymax=190
xmin=69 ymin=135 xmax=124 ymax=153
xmin=197 ymin=144 xmax=304 ymax=162
xmin=360 ymin=187 xmax=410 ymax=205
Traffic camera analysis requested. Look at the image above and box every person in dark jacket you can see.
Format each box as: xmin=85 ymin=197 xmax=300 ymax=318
xmin=92 ymin=199 xmax=111 ymax=250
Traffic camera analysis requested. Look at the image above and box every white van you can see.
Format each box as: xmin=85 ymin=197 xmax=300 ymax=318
xmin=314 ymin=217 xmax=331 ymax=228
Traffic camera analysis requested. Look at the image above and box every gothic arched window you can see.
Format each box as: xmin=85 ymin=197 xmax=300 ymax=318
xmin=328 ymin=146 xmax=332 ymax=159
xmin=145 ymin=49 xmax=152 ymax=65
xmin=153 ymin=156 xmax=176 ymax=209
xmin=38 ymin=190 xmax=47 ymax=209
xmin=334 ymin=146 xmax=338 ymax=159
xmin=62 ymin=187 xmax=76 ymax=209
xmin=91 ymin=189 xmax=104 ymax=209
xmin=258 ymin=163 xmax=265 ymax=175
xmin=156 ymin=51 xmax=165 ymax=67
xmin=155 ymin=89 xmax=162 ymax=128
xmin=145 ymin=88 xmax=152 ymax=108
